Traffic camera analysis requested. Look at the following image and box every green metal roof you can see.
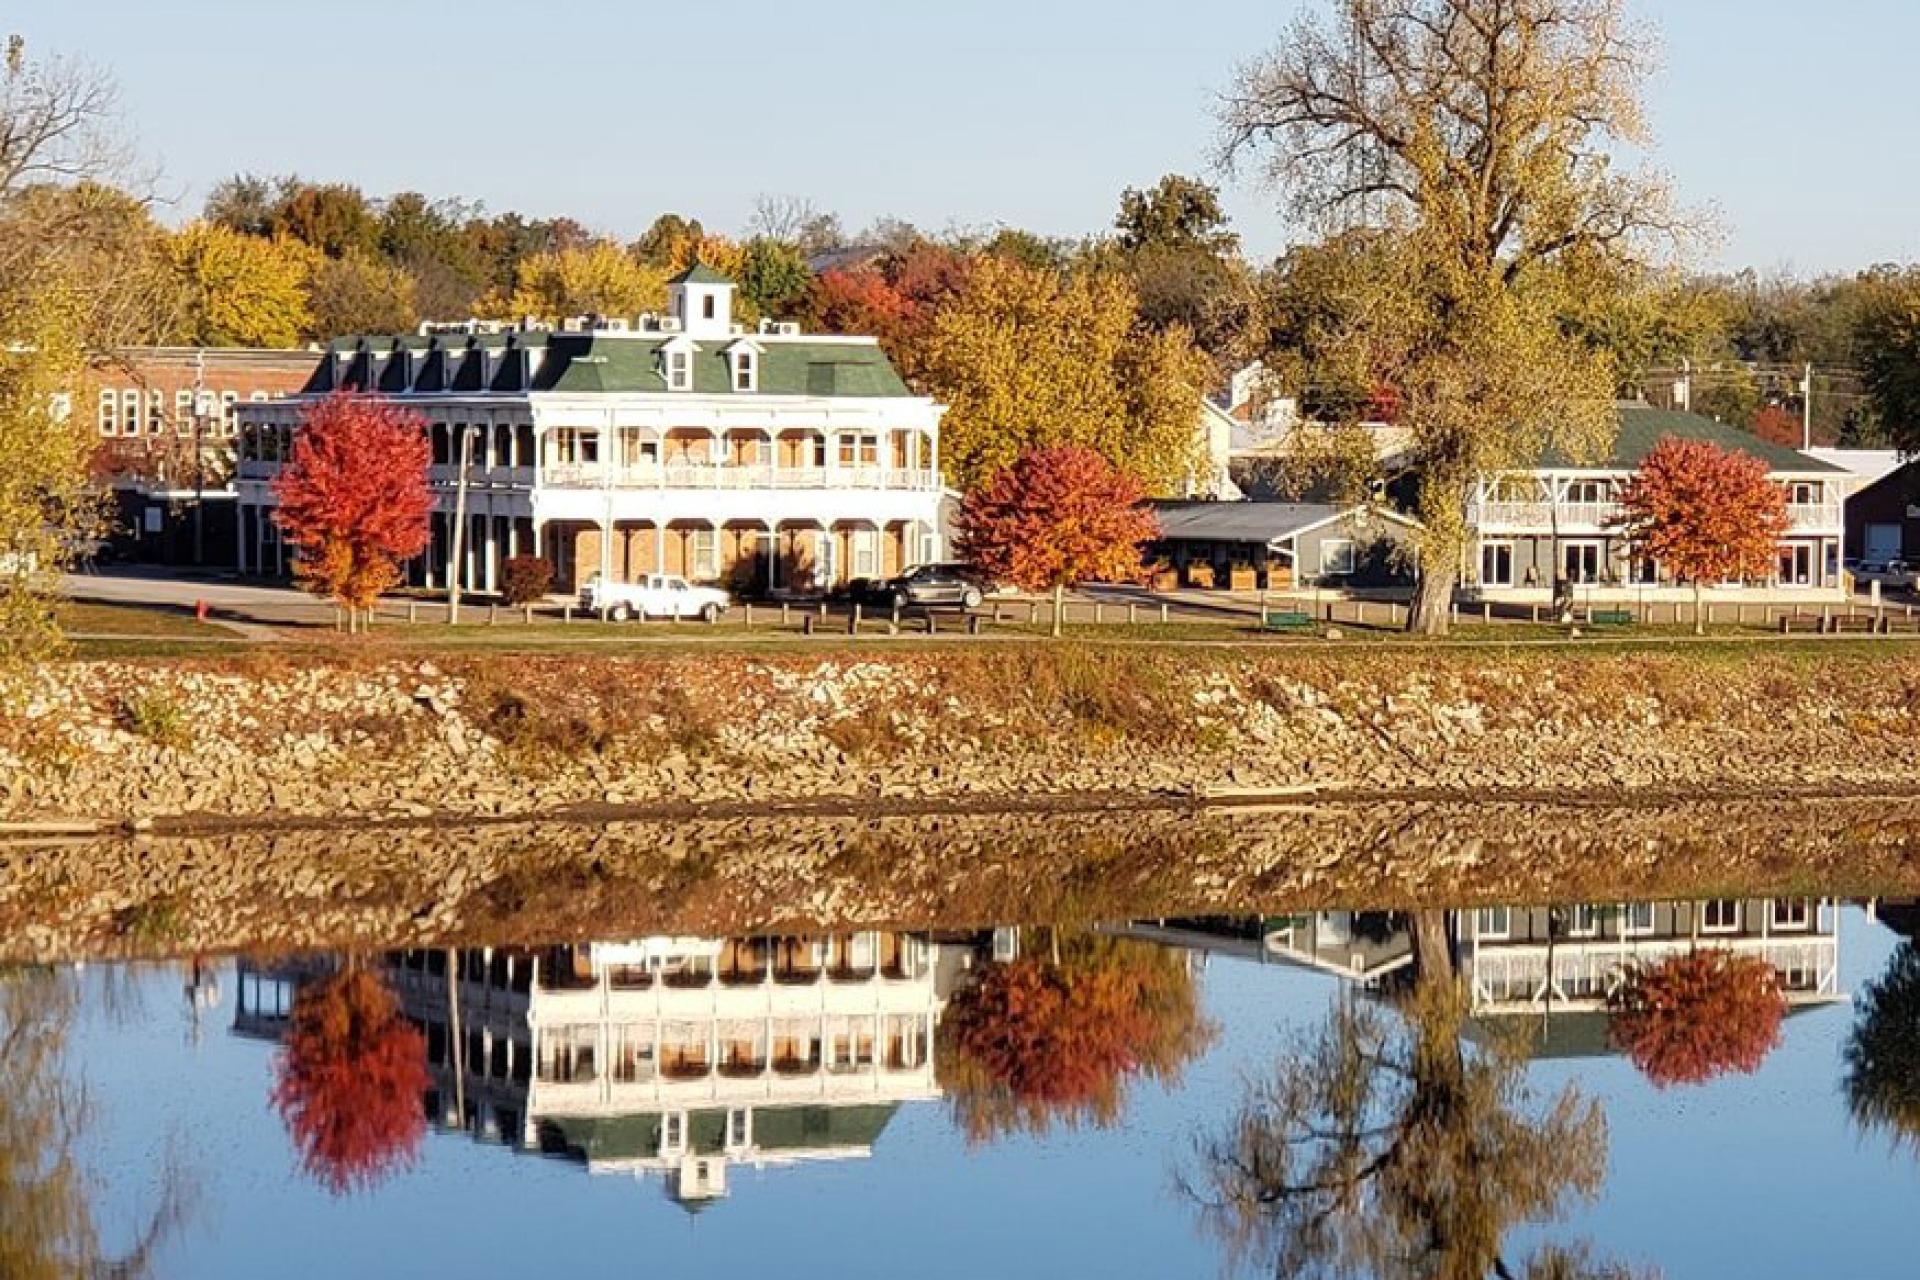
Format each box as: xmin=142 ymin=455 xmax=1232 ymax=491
xmin=1538 ymin=405 xmax=1843 ymax=474
xmin=669 ymin=262 xmax=734 ymax=286
xmin=302 ymin=329 xmax=914 ymax=399
xmin=536 ymin=1104 xmax=900 ymax=1162
xmin=534 ymin=333 xmax=912 ymax=397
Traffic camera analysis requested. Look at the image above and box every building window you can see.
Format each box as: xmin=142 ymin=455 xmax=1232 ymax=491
xmin=1474 ymin=906 xmax=1510 ymax=939
xmin=1622 ymin=901 xmax=1655 ymax=936
xmin=1320 ymin=539 xmax=1357 ymax=577
xmin=121 ymin=388 xmax=140 ymax=435
xmin=1789 ymin=481 xmax=1820 ymax=506
xmin=853 ymin=528 xmax=878 ymax=578
xmin=1702 ymin=899 xmax=1740 ymax=933
xmin=175 ymin=390 xmax=195 ymax=435
xmin=147 ymin=389 xmax=165 ymax=434
xmin=1562 ymin=541 xmax=1602 ymax=584
xmin=661 ymin=1112 xmax=686 ymax=1155
xmin=1479 ymin=541 xmax=1513 ymax=587
xmin=1564 ymin=479 xmax=1610 ymax=506
xmin=98 ymin=389 xmax=117 ymax=436
xmin=702 ymin=295 xmax=716 ymax=321
xmin=666 ymin=349 xmax=691 ymax=391
xmin=1626 ymin=552 xmax=1658 ymax=585
xmin=1771 ymin=898 xmax=1812 ymax=931
xmin=836 ymin=433 xmax=879 ymax=467
xmin=734 ymin=351 xmax=755 ymax=392
xmin=1566 ymin=904 xmax=1600 ymax=938
xmin=726 ymin=1109 xmax=750 ymax=1150
xmin=691 ymin=528 xmax=718 ymax=580
xmin=221 ymin=391 xmax=239 ymax=437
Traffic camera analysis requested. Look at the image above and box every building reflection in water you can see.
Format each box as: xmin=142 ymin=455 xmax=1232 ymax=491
xmin=236 ymin=932 xmax=963 ymax=1208
xmin=1177 ymin=896 xmax=1849 ymax=1280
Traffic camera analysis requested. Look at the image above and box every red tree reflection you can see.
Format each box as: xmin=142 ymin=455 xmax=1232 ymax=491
xmin=938 ymin=933 xmax=1213 ymax=1142
xmin=271 ymin=968 xmax=430 ymax=1193
xmin=1607 ymin=949 xmax=1786 ymax=1087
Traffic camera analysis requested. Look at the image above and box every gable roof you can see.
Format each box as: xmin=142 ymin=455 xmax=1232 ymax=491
xmin=1539 ymin=405 xmax=1844 ymax=474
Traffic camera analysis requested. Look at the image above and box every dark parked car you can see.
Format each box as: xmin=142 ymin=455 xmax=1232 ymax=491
xmin=871 ymin=562 xmax=987 ymax=610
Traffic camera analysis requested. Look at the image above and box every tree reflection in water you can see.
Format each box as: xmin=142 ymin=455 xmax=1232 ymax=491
xmin=1184 ymin=914 xmax=1636 ymax=1280
xmin=1845 ymin=939 xmax=1920 ymax=1149
xmin=0 ymin=968 xmax=195 ymax=1280
xmin=271 ymin=966 xmax=430 ymax=1194
xmin=937 ymin=930 xmax=1216 ymax=1144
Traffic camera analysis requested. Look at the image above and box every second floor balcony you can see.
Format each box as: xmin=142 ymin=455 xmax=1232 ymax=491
xmin=538 ymin=461 xmax=944 ymax=492
xmin=1469 ymin=498 xmax=1841 ymax=533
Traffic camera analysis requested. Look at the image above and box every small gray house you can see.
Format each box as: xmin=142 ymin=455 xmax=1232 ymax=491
xmin=1147 ymin=501 xmax=1420 ymax=590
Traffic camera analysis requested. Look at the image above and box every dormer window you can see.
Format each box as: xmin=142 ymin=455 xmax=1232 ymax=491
xmin=734 ymin=351 xmax=756 ymax=392
xmin=667 ymin=348 xmax=691 ymax=391
xmin=703 ymin=295 xmax=717 ymax=321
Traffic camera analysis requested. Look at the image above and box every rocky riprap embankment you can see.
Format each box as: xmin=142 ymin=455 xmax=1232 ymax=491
xmin=4 ymin=646 xmax=1920 ymax=828
xmin=5 ymin=796 xmax=1920 ymax=963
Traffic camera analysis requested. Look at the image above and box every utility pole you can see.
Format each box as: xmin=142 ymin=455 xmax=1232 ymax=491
xmin=1802 ymin=362 xmax=1814 ymax=450
xmin=191 ymin=351 xmax=207 ymax=565
xmin=447 ymin=424 xmax=474 ymax=624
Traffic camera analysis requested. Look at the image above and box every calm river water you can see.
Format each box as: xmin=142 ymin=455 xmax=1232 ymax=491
xmin=8 ymin=897 xmax=1920 ymax=1278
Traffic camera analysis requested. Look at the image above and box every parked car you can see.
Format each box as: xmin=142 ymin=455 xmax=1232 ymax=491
xmin=579 ymin=573 xmax=730 ymax=622
xmin=1851 ymin=558 xmax=1916 ymax=590
xmin=869 ymin=562 xmax=987 ymax=610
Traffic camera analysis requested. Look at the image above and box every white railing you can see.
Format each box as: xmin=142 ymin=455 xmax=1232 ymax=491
xmin=1470 ymin=499 xmax=1841 ymax=533
xmin=538 ymin=463 xmax=944 ymax=492
xmin=1467 ymin=500 xmax=1620 ymax=530
xmin=1786 ymin=502 xmax=1842 ymax=530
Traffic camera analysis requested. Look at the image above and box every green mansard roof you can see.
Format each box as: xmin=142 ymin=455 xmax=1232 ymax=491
xmin=535 ymin=1104 xmax=901 ymax=1163
xmin=304 ymin=329 xmax=916 ymax=399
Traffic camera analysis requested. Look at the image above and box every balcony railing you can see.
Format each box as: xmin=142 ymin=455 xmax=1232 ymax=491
xmin=1470 ymin=500 xmax=1841 ymax=532
xmin=539 ymin=463 xmax=943 ymax=492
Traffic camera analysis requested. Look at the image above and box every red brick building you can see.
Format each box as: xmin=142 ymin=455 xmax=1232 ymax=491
xmin=80 ymin=347 xmax=314 ymax=564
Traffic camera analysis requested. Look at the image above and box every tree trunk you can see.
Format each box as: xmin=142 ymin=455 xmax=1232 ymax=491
xmin=1051 ymin=582 xmax=1064 ymax=639
xmin=1412 ymin=908 xmax=1456 ymax=986
xmin=1407 ymin=556 xmax=1458 ymax=636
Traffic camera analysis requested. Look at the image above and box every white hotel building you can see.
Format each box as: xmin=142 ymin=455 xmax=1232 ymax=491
xmin=233 ymin=265 xmax=949 ymax=595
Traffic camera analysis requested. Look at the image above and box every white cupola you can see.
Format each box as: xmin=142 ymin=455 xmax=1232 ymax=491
xmin=668 ymin=262 xmax=736 ymax=339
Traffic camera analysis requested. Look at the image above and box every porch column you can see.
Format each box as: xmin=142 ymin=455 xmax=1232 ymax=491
xmin=765 ymin=521 xmax=778 ymax=591
xmin=236 ymin=504 xmax=249 ymax=575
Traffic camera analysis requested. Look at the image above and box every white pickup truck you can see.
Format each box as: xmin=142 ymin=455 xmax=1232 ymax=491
xmin=579 ymin=573 xmax=731 ymax=623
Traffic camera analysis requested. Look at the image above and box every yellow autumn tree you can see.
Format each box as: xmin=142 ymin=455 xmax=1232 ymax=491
xmin=166 ymin=221 xmax=311 ymax=348
xmin=922 ymin=257 xmax=1210 ymax=493
xmin=491 ymin=241 xmax=668 ymax=323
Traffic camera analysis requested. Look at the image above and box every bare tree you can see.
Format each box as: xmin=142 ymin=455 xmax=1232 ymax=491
xmin=1218 ymin=0 xmax=1692 ymax=633
xmin=0 ymin=35 xmax=127 ymax=201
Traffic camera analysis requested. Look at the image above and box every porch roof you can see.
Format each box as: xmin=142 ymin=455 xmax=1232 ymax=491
xmin=1150 ymin=501 xmax=1348 ymax=546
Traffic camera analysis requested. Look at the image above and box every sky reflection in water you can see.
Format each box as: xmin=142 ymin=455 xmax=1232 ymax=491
xmin=19 ymin=901 xmax=1920 ymax=1279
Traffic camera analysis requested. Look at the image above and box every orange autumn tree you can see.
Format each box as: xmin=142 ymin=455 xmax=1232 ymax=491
xmin=1612 ymin=436 xmax=1789 ymax=634
xmin=271 ymin=968 xmax=431 ymax=1194
xmin=1606 ymin=949 xmax=1787 ymax=1087
xmin=957 ymin=445 xmax=1160 ymax=637
xmin=937 ymin=932 xmax=1214 ymax=1143
xmin=271 ymin=391 xmax=432 ymax=631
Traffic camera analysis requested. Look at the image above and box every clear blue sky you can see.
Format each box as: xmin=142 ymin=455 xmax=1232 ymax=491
xmin=25 ymin=0 xmax=1920 ymax=274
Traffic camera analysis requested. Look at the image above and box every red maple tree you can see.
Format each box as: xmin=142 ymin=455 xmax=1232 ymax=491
xmin=1607 ymin=949 xmax=1787 ymax=1088
xmin=1612 ymin=436 xmax=1789 ymax=633
xmin=272 ymin=968 xmax=431 ymax=1194
xmin=938 ymin=934 xmax=1212 ymax=1143
xmin=956 ymin=445 xmax=1160 ymax=636
xmin=1752 ymin=404 xmax=1803 ymax=448
xmin=272 ymin=391 xmax=432 ymax=625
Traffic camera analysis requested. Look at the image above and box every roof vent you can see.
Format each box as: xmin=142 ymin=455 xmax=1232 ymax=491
xmin=775 ymin=322 xmax=800 ymax=337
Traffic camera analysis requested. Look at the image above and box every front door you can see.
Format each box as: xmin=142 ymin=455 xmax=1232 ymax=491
xmin=1779 ymin=542 xmax=1815 ymax=587
xmin=1562 ymin=542 xmax=1602 ymax=585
